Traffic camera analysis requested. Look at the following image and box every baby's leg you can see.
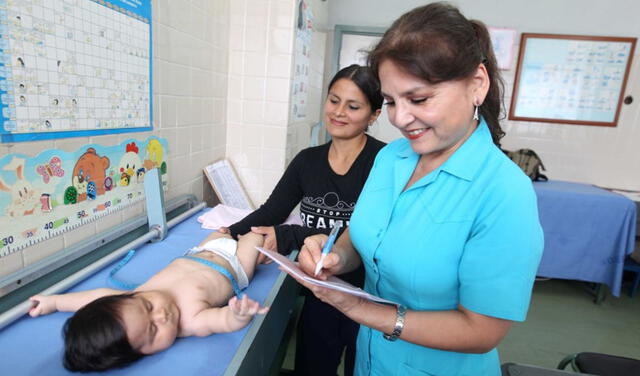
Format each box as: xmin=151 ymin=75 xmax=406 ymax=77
xmin=236 ymin=232 xmax=264 ymax=282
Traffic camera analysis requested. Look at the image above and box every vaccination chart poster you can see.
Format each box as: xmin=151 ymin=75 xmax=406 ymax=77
xmin=0 ymin=136 xmax=168 ymax=257
xmin=290 ymin=0 xmax=312 ymax=122
xmin=511 ymin=35 xmax=635 ymax=125
xmin=0 ymin=0 xmax=153 ymax=143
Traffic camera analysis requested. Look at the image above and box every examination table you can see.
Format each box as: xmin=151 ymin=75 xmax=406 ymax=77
xmin=0 ymin=210 xmax=299 ymax=375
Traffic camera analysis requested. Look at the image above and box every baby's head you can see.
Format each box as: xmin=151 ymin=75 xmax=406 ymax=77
xmin=63 ymin=291 xmax=180 ymax=372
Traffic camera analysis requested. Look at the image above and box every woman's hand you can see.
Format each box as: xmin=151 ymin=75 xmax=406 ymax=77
xmin=217 ymin=226 xmax=230 ymax=234
xmin=251 ymin=226 xmax=277 ymax=264
xmin=284 ymin=268 xmax=365 ymax=314
xmin=297 ymin=234 xmax=344 ymax=279
xmin=251 ymin=226 xmax=277 ymax=251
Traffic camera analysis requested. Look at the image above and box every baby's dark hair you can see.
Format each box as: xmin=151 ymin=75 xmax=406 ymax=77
xmin=63 ymin=293 xmax=144 ymax=372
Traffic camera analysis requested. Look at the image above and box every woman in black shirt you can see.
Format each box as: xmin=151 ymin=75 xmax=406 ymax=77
xmin=222 ymin=64 xmax=385 ymax=376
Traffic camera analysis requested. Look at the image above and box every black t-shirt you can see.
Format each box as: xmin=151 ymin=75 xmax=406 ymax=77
xmin=228 ymin=135 xmax=386 ymax=285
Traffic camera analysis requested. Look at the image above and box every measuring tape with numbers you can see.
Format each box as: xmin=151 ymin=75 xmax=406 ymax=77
xmin=0 ymin=189 xmax=147 ymax=257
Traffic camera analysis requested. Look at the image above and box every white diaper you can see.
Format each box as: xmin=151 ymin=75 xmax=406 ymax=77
xmin=186 ymin=238 xmax=249 ymax=289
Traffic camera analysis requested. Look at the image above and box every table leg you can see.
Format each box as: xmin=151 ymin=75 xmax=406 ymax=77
xmin=593 ymin=283 xmax=606 ymax=304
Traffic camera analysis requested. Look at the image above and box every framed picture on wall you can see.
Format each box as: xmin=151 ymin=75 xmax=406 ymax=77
xmin=508 ymin=33 xmax=636 ymax=127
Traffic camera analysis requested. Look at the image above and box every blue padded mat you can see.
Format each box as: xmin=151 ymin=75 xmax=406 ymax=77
xmin=0 ymin=210 xmax=283 ymax=375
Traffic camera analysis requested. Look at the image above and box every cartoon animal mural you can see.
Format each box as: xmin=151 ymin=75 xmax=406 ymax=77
xmin=0 ymin=157 xmax=40 ymax=217
xmin=0 ymin=137 xmax=169 ymax=255
xmin=71 ymin=148 xmax=110 ymax=202
xmin=144 ymin=138 xmax=164 ymax=171
xmin=36 ymin=157 xmax=64 ymax=184
xmin=118 ymin=142 xmax=144 ymax=186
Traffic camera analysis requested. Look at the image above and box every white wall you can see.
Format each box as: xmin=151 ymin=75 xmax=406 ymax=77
xmin=0 ymin=0 xmax=231 ymax=279
xmin=224 ymin=0 xmax=329 ymax=205
xmin=326 ymin=0 xmax=640 ymax=190
xmin=225 ymin=0 xmax=294 ymax=206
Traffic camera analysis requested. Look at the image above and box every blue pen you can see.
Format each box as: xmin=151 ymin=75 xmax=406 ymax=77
xmin=314 ymin=222 xmax=343 ymax=276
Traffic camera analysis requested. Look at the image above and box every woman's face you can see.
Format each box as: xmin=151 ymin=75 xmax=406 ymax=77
xmin=120 ymin=291 xmax=180 ymax=355
xmin=378 ymin=60 xmax=487 ymax=161
xmin=324 ymin=78 xmax=379 ymax=140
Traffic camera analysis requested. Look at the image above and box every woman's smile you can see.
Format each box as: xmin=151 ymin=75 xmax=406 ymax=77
xmin=329 ymin=117 xmax=348 ymax=126
xmin=405 ymin=127 xmax=430 ymax=140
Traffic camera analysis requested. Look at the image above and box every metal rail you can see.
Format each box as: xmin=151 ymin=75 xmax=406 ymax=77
xmin=0 ymin=202 xmax=206 ymax=330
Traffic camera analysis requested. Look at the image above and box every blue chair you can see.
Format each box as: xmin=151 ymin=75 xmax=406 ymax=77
xmin=623 ymin=256 xmax=640 ymax=297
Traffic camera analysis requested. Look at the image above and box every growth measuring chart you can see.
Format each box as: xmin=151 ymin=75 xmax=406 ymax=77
xmin=0 ymin=0 xmax=152 ymax=142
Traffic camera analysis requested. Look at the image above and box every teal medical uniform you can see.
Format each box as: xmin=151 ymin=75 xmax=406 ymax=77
xmin=349 ymin=119 xmax=544 ymax=376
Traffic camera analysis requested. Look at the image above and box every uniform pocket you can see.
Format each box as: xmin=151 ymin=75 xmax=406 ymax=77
xmin=398 ymin=362 xmax=439 ymax=376
xmin=418 ymin=183 xmax=475 ymax=224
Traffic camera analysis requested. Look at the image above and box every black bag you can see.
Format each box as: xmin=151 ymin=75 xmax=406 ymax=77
xmin=505 ymin=149 xmax=548 ymax=181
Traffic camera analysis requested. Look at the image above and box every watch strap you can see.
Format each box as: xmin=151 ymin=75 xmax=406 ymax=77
xmin=383 ymin=304 xmax=407 ymax=341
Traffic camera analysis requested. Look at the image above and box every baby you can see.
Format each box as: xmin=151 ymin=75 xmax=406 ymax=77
xmin=29 ymin=231 xmax=269 ymax=372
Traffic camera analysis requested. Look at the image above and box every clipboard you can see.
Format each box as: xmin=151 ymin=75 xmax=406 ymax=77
xmin=203 ymin=159 xmax=254 ymax=210
xmin=255 ymin=246 xmax=398 ymax=305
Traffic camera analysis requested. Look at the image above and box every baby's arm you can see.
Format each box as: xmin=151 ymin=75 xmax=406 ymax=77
xmin=190 ymin=295 xmax=269 ymax=336
xmin=29 ymin=288 xmax=123 ymax=317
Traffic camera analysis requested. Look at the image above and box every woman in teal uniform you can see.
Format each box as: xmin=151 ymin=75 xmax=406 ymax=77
xmin=292 ymin=3 xmax=544 ymax=375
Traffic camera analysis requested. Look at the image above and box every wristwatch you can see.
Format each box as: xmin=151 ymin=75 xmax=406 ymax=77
xmin=383 ymin=304 xmax=407 ymax=341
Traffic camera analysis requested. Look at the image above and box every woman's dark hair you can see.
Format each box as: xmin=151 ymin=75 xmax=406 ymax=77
xmin=328 ymin=64 xmax=384 ymax=113
xmin=63 ymin=293 xmax=144 ymax=372
xmin=368 ymin=2 xmax=505 ymax=146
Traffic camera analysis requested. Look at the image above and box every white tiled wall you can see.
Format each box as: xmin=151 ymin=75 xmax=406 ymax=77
xmin=225 ymin=0 xmax=298 ymax=205
xmin=0 ymin=0 xmax=332 ymax=281
xmin=0 ymin=0 xmax=231 ymax=279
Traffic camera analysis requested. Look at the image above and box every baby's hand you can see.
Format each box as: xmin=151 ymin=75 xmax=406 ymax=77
xmin=228 ymin=295 xmax=269 ymax=322
xmin=28 ymin=295 xmax=57 ymax=317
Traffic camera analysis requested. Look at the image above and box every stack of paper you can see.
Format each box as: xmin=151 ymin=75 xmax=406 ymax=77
xmin=255 ymin=247 xmax=397 ymax=305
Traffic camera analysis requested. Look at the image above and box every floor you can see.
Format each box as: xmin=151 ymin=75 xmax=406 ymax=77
xmin=274 ymin=275 xmax=640 ymax=375
xmin=499 ymin=278 xmax=640 ymax=369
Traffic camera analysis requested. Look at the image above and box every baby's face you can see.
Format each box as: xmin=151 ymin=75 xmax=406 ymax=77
xmin=119 ymin=291 xmax=180 ymax=354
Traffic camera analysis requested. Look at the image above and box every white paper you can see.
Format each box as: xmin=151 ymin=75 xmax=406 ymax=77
xmin=204 ymin=160 xmax=253 ymax=210
xmin=256 ymin=247 xmax=398 ymax=305
xmin=488 ymin=27 xmax=516 ymax=70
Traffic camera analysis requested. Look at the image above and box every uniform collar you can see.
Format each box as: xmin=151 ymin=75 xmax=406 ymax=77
xmin=395 ymin=118 xmax=493 ymax=182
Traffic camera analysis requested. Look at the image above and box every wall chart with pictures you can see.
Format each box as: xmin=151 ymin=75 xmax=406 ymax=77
xmin=0 ymin=136 xmax=168 ymax=257
xmin=0 ymin=0 xmax=152 ymax=143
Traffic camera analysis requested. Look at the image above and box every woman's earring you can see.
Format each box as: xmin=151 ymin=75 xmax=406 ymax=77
xmin=473 ymin=105 xmax=479 ymax=121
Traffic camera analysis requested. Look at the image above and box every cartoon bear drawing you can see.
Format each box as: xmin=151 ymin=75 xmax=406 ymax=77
xmin=71 ymin=148 xmax=110 ymax=202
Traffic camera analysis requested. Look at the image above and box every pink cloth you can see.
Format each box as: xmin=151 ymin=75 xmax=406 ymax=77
xmin=197 ymin=204 xmax=302 ymax=230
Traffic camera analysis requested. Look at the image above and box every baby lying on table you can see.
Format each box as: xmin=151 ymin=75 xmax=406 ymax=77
xmin=29 ymin=231 xmax=268 ymax=372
